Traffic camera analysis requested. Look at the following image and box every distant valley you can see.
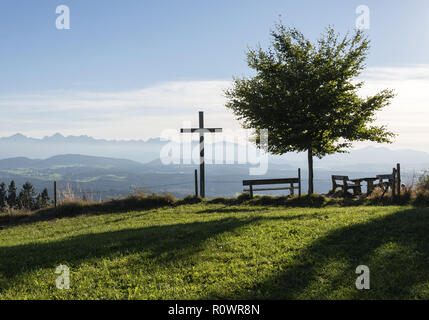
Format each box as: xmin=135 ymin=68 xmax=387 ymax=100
xmin=0 ymin=134 xmax=427 ymax=199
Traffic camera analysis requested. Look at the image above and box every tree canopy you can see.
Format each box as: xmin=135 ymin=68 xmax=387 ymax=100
xmin=225 ymin=23 xmax=395 ymax=193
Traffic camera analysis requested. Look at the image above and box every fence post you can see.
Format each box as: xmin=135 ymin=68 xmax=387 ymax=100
xmin=54 ymin=181 xmax=57 ymax=208
xmin=397 ymin=163 xmax=401 ymax=198
xmin=194 ymin=169 xmax=198 ymax=197
xmin=391 ymin=168 xmax=396 ymax=203
xmin=298 ymin=168 xmax=301 ymax=197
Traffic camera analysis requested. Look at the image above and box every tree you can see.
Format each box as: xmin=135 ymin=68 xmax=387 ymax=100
xmin=17 ymin=181 xmax=36 ymax=210
xmin=36 ymin=188 xmax=50 ymax=209
xmin=7 ymin=180 xmax=17 ymax=208
xmin=0 ymin=182 xmax=6 ymax=209
xmin=225 ymin=23 xmax=395 ymax=194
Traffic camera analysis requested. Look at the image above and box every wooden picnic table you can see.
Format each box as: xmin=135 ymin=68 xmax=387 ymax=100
xmin=350 ymin=177 xmax=379 ymax=195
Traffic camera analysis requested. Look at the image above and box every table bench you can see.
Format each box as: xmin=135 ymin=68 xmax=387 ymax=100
xmin=243 ymin=169 xmax=301 ymax=199
xmin=331 ymin=175 xmax=362 ymax=196
xmin=376 ymin=173 xmax=396 ymax=198
xmin=350 ymin=177 xmax=379 ymax=195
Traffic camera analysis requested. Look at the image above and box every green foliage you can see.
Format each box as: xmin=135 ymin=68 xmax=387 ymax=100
xmin=36 ymin=188 xmax=51 ymax=209
xmin=0 ymin=204 xmax=428 ymax=299
xmin=416 ymin=171 xmax=429 ymax=192
xmin=7 ymin=180 xmax=17 ymax=208
xmin=413 ymin=171 xmax=429 ymax=206
xmin=225 ymin=22 xmax=395 ymax=193
xmin=178 ymin=195 xmax=204 ymax=205
xmin=0 ymin=183 xmax=6 ymax=209
xmin=40 ymin=192 xmax=178 ymax=219
xmin=236 ymin=193 xmax=252 ymax=202
xmin=0 ymin=181 xmax=51 ymax=211
xmin=17 ymin=182 xmax=36 ymax=210
xmin=413 ymin=191 xmax=429 ymax=207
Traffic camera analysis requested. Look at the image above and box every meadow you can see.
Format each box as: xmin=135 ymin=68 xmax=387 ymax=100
xmin=0 ymin=199 xmax=428 ymax=299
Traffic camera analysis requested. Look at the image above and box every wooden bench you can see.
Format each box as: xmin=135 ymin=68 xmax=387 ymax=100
xmin=376 ymin=173 xmax=396 ymax=199
xmin=243 ymin=169 xmax=301 ymax=199
xmin=331 ymin=175 xmax=362 ymax=196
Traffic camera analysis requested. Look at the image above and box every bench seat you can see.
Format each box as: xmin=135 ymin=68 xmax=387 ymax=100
xmin=243 ymin=169 xmax=301 ymax=198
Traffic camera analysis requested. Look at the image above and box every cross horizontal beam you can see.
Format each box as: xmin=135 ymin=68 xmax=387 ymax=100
xmin=180 ymin=128 xmax=222 ymax=133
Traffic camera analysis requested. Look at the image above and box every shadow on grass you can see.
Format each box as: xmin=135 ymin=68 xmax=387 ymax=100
xmin=196 ymin=206 xmax=270 ymax=214
xmin=211 ymin=207 xmax=429 ymax=300
xmin=0 ymin=217 xmax=243 ymax=291
xmin=2 ymin=207 xmax=428 ymax=299
xmin=0 ymin=213 xmax=308 ymax=294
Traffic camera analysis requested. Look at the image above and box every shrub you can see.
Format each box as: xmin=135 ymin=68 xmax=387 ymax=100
xmin=416 ymin=171 xmax=429 ymax=192
xmin=413 ymin=171 xmax=429 ymax=206
xmin=287 ymin=194 xmax=327 ymax=207
xmin=236 ymin=193 xmax=251 ymax=203
xmin=413 ymin=190 xmax=429 ymax=206
xmin=179 ymin=195 xmax=204 ymax=205
xmin=107 ymin=192 xmax=176 ymax=211
xmin=207 ymin=197 xmax=232 ymax=205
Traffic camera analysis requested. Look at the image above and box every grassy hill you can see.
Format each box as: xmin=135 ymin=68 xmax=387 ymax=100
xmin=0 ymin=202 xmax=428 ymax=299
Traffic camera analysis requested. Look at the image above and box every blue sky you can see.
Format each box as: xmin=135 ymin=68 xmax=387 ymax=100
xmin=0 ymin=0 xmax=428 ymax=151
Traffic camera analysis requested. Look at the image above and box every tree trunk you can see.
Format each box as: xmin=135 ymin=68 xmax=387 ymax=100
xmin=307 ymin=148 xmax=314 ymax=195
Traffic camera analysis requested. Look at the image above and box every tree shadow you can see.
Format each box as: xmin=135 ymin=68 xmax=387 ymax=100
xmin=213 ymin=207 xmax=429 ymax=299
xmin=196 ymin=206 xmax=270 ymax=214
xmin=4 ymin=207 xmax=426 ymax=299
xmin=0 ymin=212 xmax=314 ymax=295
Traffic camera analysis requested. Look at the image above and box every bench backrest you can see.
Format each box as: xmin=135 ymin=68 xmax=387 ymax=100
xmin=332 ymin=175 xmax=350 ymax=186
xmin=376 ymin=174 xmax=394 ymax=182
xmin=243 ymin=178 xmax=299 ymax=186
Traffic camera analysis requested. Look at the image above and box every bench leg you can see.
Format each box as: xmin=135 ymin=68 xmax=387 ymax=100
xmin=353 ymin=186 xmax=362 ymax=196
xmin=367 ymin=181 xmax=374 ymax=195
xmin=249 ymin=185 xmax=253 ymax=199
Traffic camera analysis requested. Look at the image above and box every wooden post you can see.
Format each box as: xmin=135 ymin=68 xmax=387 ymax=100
xmin=54 ymin=181 xmax=57 ymax=208
xmin=298 ymin=168 xmax=301 ymax=197
xmin=391 ymin=168 xmax=396 ymax=202
xmin=249 ymin=184 xmax=253 ymax=199
xmin=343 ymin=176 xmax=348 ymax=197
xmin=199 ymin=112 xmax=205 ymax=198
xmin=194 ymin=169 xmax=198 ymax=197
xmin=397 ymin=163 xmax=401 ymax=198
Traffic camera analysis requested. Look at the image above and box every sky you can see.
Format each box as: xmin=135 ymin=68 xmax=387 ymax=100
xmin=0 ymin=0 xmax=428 ymax=151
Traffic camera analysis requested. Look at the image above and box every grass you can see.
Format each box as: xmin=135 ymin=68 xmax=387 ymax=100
xmin=0 ymin=201 xmax=428 ymax=300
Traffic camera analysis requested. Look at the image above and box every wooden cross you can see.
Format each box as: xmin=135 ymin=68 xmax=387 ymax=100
xmin=180 ymin=111 xmax=222 ymax=198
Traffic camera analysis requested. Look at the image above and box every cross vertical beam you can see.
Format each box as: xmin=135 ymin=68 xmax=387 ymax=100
xmin=180 ymin=111 xmax=222 ymax=198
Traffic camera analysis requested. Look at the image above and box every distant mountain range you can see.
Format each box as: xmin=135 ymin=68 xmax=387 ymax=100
xmin=0 ymin=133 xmax=164 ymax=163
xmin=0 ymin=134 xmax=426 ymax=199
xmin=1 ymin=133 xmax=428 ymax=169
xmin=0 ymin=154 xmax=145 ymax=170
